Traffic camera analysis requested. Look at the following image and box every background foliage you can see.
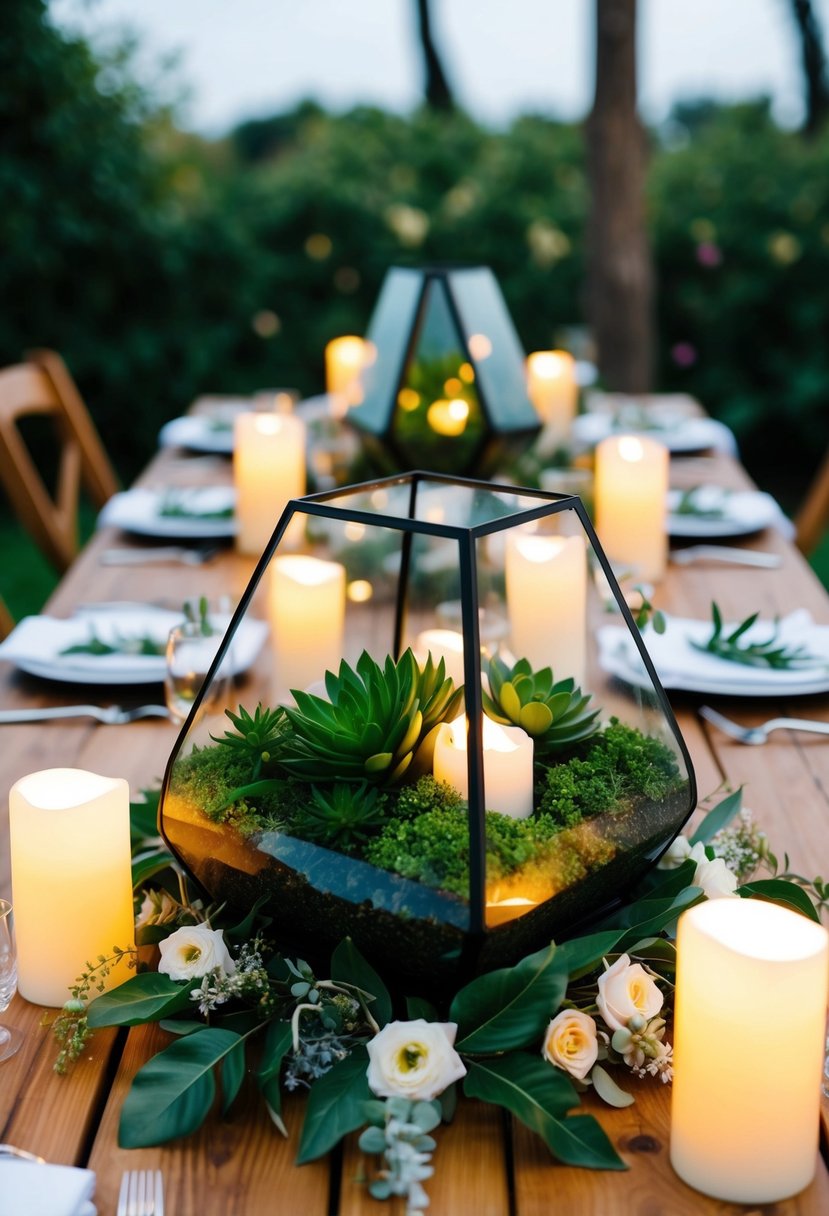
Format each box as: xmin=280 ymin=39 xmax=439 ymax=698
xmin=1 ymin=1 xmax=828 ymax=611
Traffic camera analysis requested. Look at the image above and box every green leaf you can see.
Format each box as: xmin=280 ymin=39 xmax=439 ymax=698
xmin=591 ymin=1064 xmax=634 ymax=1108
xmin=739 ymin=879 xmax=821 ymax=923
xmin=87 ymin=973 xmax=195 ymax=1027
xmin=255 ymin=1020 xmax=293 ymax=1117
xmin=331 ymin=938 xmax=392 ymax=1027
xmin=130 ymin=791 xmax=161 ymax=844
xmin=554 ymin=931 xmax=625 ymax=981
xmin=225 ymin=894 xmax=272 ymax=943
xmin=519 ymin=702 xmax=553 ymax=735
xmin=359 ymin=1126 xmax=387 ymax=1154
xmin=451 ymin=944 xmax=567 ymax=1054
xmin=119 ymin=1028 xmax=242 ymax=1147
xmin=607 ymin=888 xmax=705 ymax=949
xmin=221 ymin=1039 xmax=246 ymax=1115
xmin=464 ymin=1055 xmax=625 ymax=1170
xmin=690 ymin=788 xmax=743 ymax=844
xmin=131 ymin=849 xmax=173 ymax=890
xmin=296 ymin=1047 xmax=372 ymax=1164
xmin=406 ymin=995 xmax=438 ymax=1021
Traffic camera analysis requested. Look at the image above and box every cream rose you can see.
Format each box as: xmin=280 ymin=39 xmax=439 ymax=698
xmin=657 ymin=834 xmax=692 ymax=870
xmin=542 ymin=1009 xmax=598 ymax=1080
xmin=157 ymin=925 xmax=236 ymax=982
xmin=689 ymin=842 xmax=739 ymax=899
xmin=366 ymin=1019 xmax=467 ymax=1101
xmin=596 ymin=954 xmax=663 ymax=1032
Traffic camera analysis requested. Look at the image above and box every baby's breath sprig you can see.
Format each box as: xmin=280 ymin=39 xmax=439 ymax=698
xmin=692 ymin=602 xmax=820 ymax=670
xmin=52 ymin=945 xmax=137 ymax=1074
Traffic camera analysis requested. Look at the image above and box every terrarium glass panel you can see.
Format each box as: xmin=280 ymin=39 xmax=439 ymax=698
xmin=159 ymin=474 xmax=695 ymax=992
xmin=348 ymin=267 xmax=540 ymax=475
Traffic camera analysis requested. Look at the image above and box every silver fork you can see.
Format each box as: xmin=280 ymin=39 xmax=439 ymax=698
xmin=100 ymin=545 xmax=220 ymax=566
xmin=670 ymin=545 xmax=781 ymax=569
xmin=699 ymin=704 xmax=829 ymax=745
xmin=117 ymin=1169 xmax=164 ymax=1216
xmin=0 ymin=704 xmax=173 ymax=725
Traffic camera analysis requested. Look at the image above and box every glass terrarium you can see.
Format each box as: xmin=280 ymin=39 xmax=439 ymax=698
xmin=159 ymin=473 xmax=696 ymax=993
xmin=347 ymin=266 xmax=540 ymax=474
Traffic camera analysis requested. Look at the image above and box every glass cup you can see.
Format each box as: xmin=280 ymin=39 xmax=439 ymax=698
xmin=0 ymin=899 xmax=23 ymax=1062
xmin=165 ymin=620 xmax=230 ymax=726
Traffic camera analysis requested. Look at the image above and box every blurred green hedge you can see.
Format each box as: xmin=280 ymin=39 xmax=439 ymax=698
xmin=1 ymin=2 xmax=828 ymax=490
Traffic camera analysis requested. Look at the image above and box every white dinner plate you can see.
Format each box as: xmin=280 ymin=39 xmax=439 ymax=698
xmin=667 ymin=487 xmax=788 ymax=539
xmin=98 ymin=487 xmax=237 ymax=539
xmin=159 ymin=414 xmax=237 ymax=454
xmin=0 ymin=608 xmax=267 ymax=685
xmin=598 ymin=610 xmax=829 ymax=698
xmin=572 ymin=412 xmax=736 ymax=455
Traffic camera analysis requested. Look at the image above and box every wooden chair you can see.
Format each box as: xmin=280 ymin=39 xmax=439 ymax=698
xmin=0 ymin=350 xmax=119 ymax=572
xmin=0 ymin=593 xmax=14 ymax=640
xmin=795 ymin=445 xmax=829 ymax=556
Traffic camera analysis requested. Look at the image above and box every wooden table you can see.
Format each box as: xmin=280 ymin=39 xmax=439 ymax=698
xmin=1 ymin=440 xmax=828 ymax=1215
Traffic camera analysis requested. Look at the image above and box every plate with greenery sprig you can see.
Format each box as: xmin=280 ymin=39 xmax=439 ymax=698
xmin=598 ymin=606 xmax=829 ymax=697
xmin=667 ymin=486 xmax=788 ymax=539
xmin=98 ymin=487 xmax=237 ymax=539
xmin=0 ymin=606 xmax=267 ymax=685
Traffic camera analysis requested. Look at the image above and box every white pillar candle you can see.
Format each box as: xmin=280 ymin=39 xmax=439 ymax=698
xmin=269 ymin=555 xmax=346 ymax=698
xmin=233 ymin=412 xmax=306 ymax=557
xmin=9 ymin=768 xmax=135 ymax=1007
xmin=594 ymin=434 xmax=669 ymax=581
xmin=527 ymin=350 xmax=578 ymax=438
xmin=325 ymin=335 xmax=366 ymax=411
xmin=505 ymin=533 xmax=587 ymax=686
xmin=414 ymin=628 xmax=466 ymax=688
xmin=433 ymin=714 xmax=534 ymax=819
xmin=671 ymin=899 xmax=829 ymax=1204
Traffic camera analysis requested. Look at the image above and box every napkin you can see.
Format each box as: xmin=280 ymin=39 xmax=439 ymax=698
xmin=598 ymin=610 xmax=829 ymax=694
xmin=97 ymin=487 xmax=236 ymax=531
xmin=0 ymin=1160 xmax=96 ymax=1216
xmin=158 ymin=414 xmax=236 ymax=453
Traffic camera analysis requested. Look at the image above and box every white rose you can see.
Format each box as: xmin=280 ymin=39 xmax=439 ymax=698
xmin=596 ymin=954 xmax=663 ymax=1032
xmin=542 ymin=1009 xmax=598 ymax=1080
xmin=157 ymin=925 xmax=236 ymax=981
xmin=366 ymin=1019 xmax=467 ymax=1101
xmin=657 ymin=835 xmax=692 ymax=870
xmin=689 ymin=842 xmax=739 ymax=899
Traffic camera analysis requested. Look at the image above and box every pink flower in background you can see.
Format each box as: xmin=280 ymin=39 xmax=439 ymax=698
xmin=696 ymin=241 xmax=722 ymax=268
xmin=671 ymin=342 xmax=697 ymax=368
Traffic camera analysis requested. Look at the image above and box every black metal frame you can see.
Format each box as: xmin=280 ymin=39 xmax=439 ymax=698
xmin=159 ymin=470 xmax=697 ymax=939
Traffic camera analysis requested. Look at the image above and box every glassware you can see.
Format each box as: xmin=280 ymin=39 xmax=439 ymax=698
xmin=0 ymin=899 xmax=23 ymax=1062
xmin=164 ymin=620 xmax=230 ymax=726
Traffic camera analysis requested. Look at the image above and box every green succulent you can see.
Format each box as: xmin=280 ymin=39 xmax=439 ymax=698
xmin=213 ymin=703 xmax=290 ymax=778
xmin=294 ymin=782 xmax=387 ymax=853
xmin=282 ymin=649 xmax=464 ymax=785
xmin=482 ymin=654 xmax=600 ymax=754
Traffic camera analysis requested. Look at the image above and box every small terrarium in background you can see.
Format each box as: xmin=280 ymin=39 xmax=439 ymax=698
xmin=159 ymin=473 xmax=695 ymax=993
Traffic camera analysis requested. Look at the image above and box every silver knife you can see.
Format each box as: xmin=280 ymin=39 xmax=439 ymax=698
xmin=0 ymin=705 xmax=172 ymax=725
xmin=670 ymin=545 xmax=782 ymax=569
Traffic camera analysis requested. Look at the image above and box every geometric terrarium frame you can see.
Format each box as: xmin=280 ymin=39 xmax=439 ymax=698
xmin=347 ymin=266 xmax=541 ymax=475
xmin=159 ymin=472 xmax=696 ymax=994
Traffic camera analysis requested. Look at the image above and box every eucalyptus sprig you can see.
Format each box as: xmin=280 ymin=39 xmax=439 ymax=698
xmin=60 ymin=631 xmax=166 ymax=657
xmin=51 ymin=945 xmax=137 ymax=1073
xmin=691 ymin=603 xmax=819 ymax=670
xmin=631 ymin=587 xmax=666 ymax=635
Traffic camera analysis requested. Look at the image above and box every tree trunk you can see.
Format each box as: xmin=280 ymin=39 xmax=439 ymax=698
xmin=586 ymin=0 xmax=653 ymax=392
xmin=414 ymin=0 xmax=455 ymax=112
xmin=788 ymin=0 xmax=829 ymax=135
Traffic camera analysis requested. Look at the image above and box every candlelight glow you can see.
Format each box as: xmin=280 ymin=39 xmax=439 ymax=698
xmin=397 ymin=388 xmax=421 ymax=411
xmin=468 ymin=333 xmax=492 ymax=361
xmin=427 ymin=398 xmax=469 ymax=436
xmin=618 ymin=436 xmax=646 ymax=462
xmin=347 ymin=579 xmax=373 ymax=603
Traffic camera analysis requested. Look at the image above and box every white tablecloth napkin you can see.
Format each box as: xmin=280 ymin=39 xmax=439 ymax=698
xmin=0 ymin=1161 xmax=96 ymax=1216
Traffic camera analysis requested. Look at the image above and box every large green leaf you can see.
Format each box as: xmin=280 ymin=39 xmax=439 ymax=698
xmin=131 ymin=848 xmax=173 ymax=890
xmin=740 ymin=879 xmax=821 ymax=922
xmin=119 ymin=1028 xmax=242 ymax=1147
xmin=130 ymin=791 xmax=161 ymax=844
xmin=554 ymin=931 xmax=625 ymax=981
xmin=255 ymin=1019 xmax=293 ymax=1118
xmin=296 ymin=1047 xmax=372 ymax=1164
xmin=609 ymin=888 xmax=704 ymax=950
xmin=221 ymin=1039 xmax=246 ymax=1115
xmin=464 ymin=1055 xmax=625 ymax=1170
xmin=690 ymin=788 xmax=743 ymax=844
xmin=87 ymin=974 xmax=195 ymax=1027
xmin=331 ymin=938 xmax=392 ymax=1027
xmin=451 ymin=944 xmax=567 ymax=1054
